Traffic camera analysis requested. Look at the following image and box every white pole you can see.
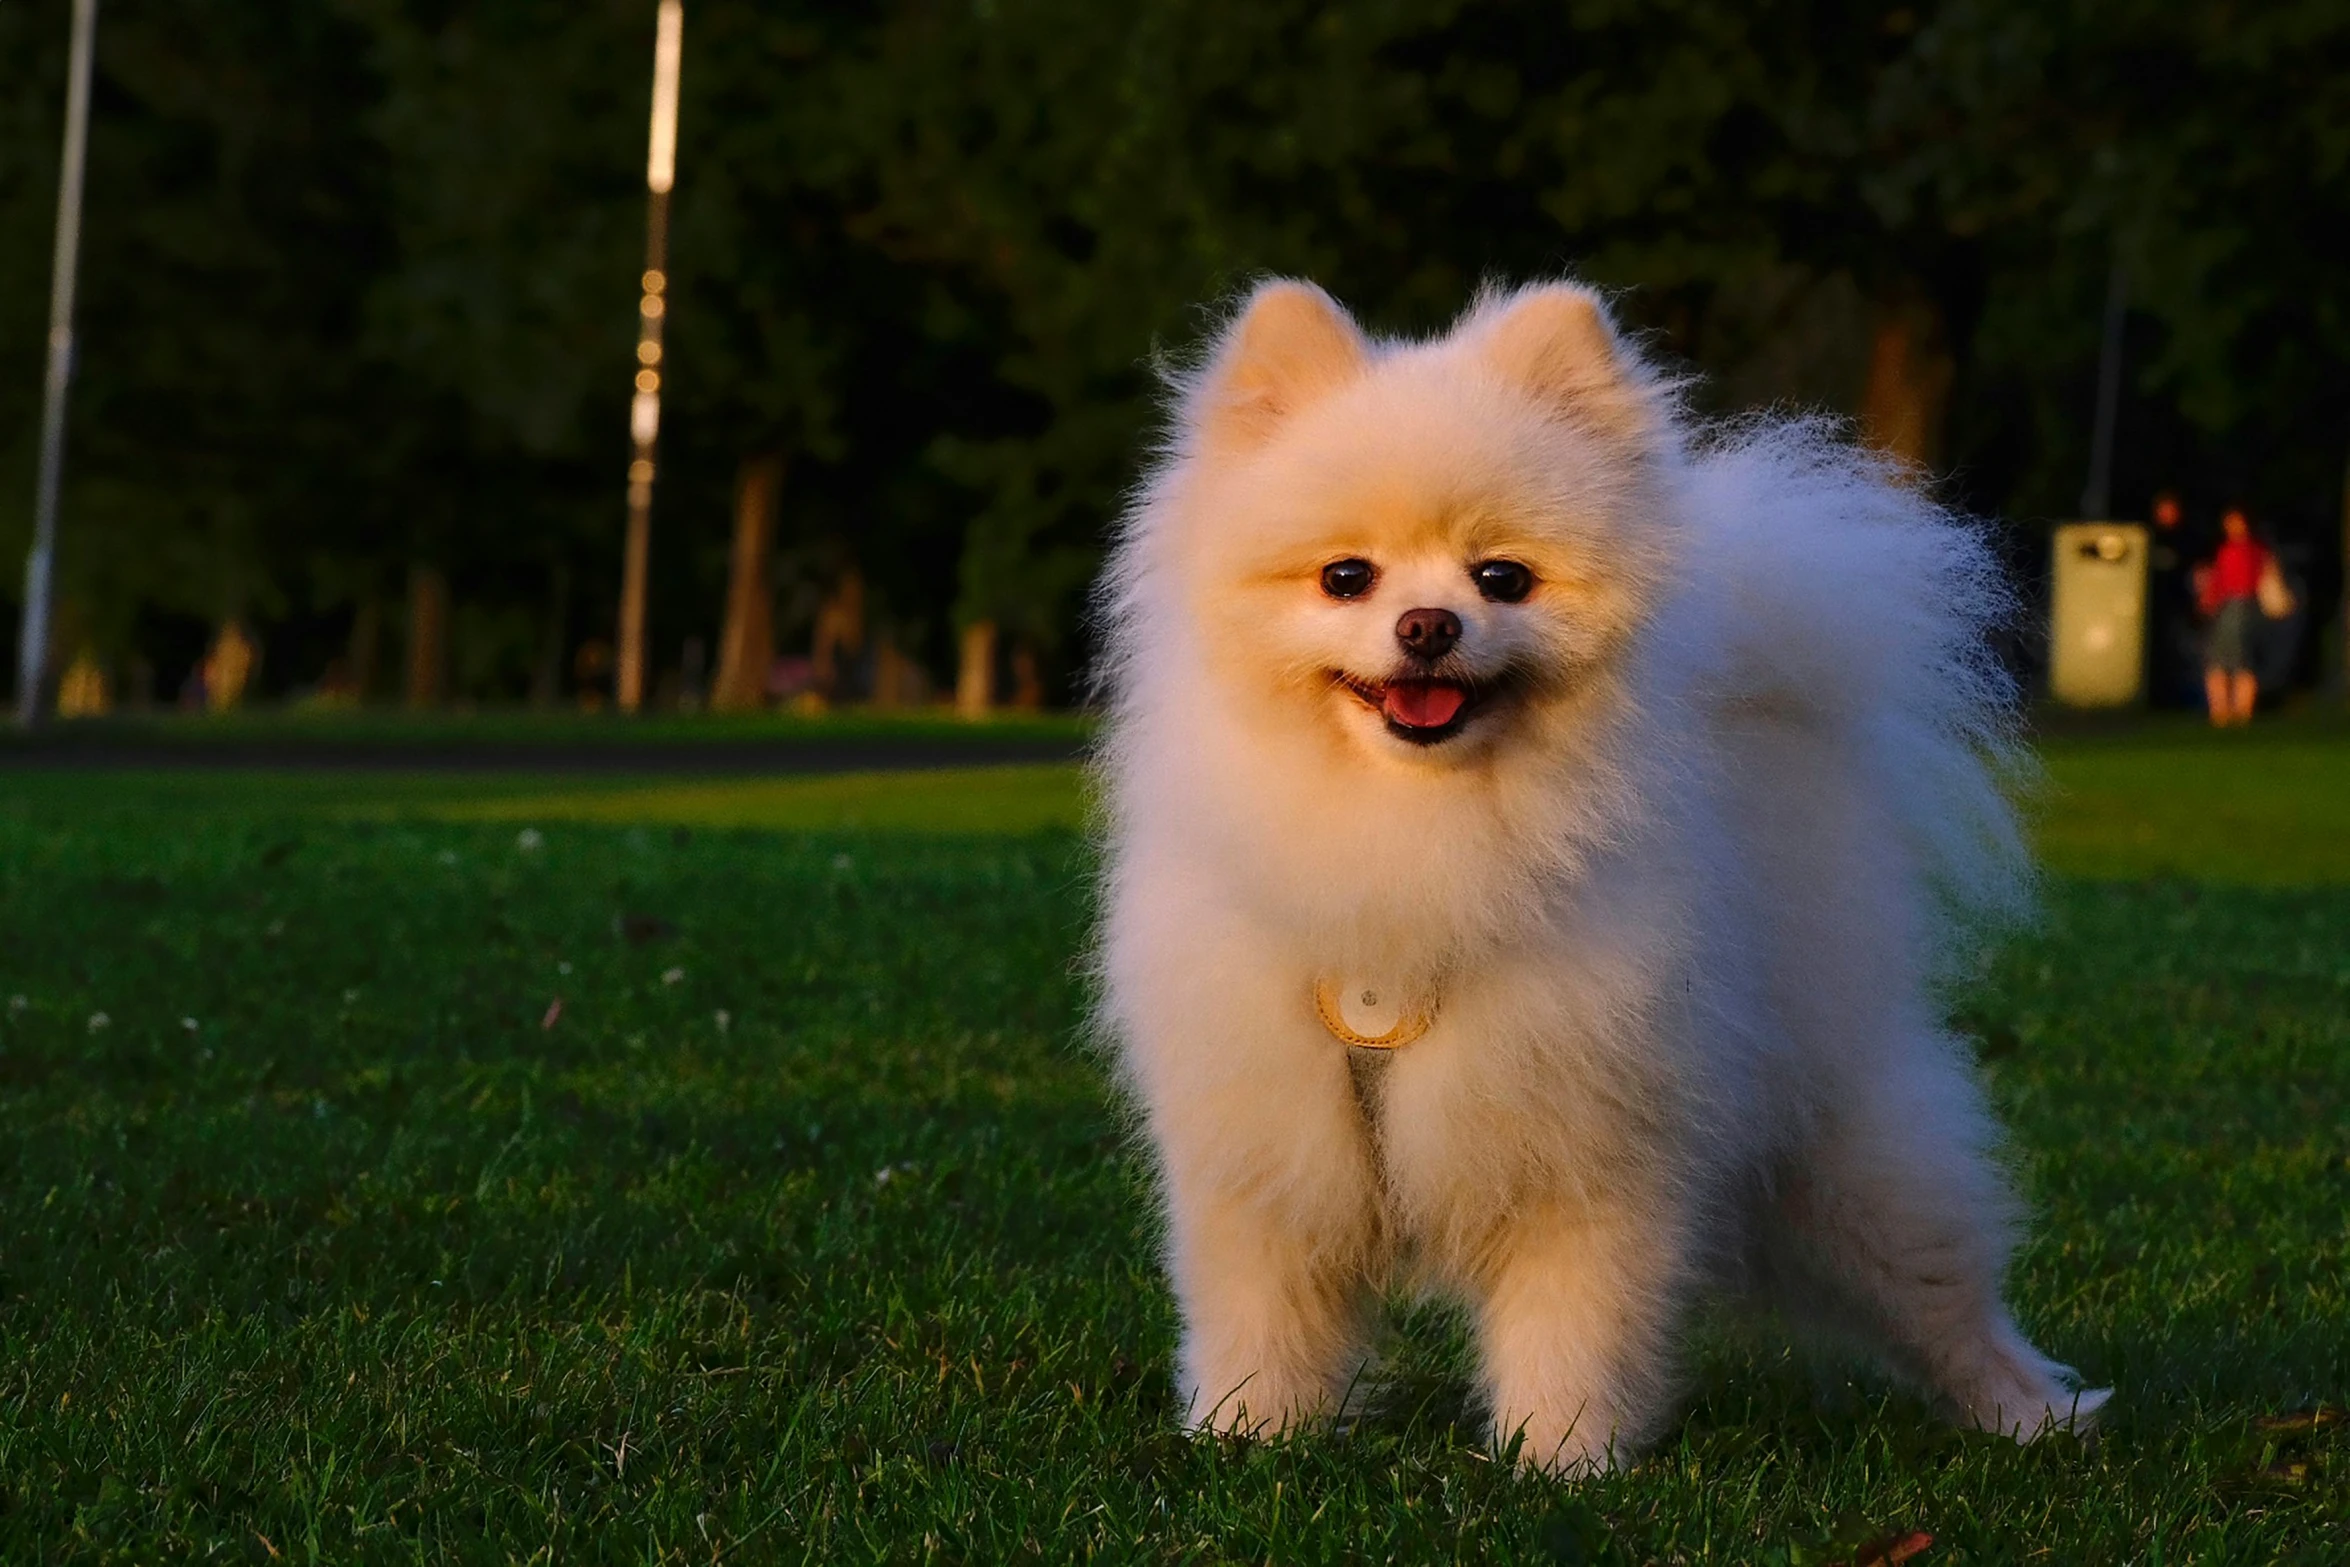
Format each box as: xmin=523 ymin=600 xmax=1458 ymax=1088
xmin=17 ymin=0 xmax=99 ymax=730
xmin=647 ymin=0 xmax=682 ymax=197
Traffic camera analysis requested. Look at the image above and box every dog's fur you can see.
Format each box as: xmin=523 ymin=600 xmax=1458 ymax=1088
xmin=1091 ymin=279 xmax=2107 ymax=1472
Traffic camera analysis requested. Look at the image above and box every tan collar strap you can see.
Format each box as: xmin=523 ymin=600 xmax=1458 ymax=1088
xmin=1313 ymin=976 xmax=1436 ymax=1050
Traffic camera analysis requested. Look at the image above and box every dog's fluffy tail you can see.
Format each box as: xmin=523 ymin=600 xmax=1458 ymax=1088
xmin=1677 ymin=417 xmax=2033 ymax=960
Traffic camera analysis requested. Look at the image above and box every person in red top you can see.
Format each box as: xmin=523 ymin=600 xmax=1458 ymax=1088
xmin=2194 ymin=507 xmax=2274 ymax=726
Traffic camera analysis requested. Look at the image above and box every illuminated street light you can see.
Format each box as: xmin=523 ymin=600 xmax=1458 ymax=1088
xmin=616 ymin=0 xmax=682 ymax=715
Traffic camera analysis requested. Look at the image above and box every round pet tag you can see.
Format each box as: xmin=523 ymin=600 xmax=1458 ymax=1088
xmin=1313 ymin=976 xmax=1434 ymax=1050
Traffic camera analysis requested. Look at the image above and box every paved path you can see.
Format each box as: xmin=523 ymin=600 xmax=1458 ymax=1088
xmin=0 ymin=734 xmax=1088 ymax=775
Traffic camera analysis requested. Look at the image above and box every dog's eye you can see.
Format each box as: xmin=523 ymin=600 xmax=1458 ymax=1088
xmin=1320 ymin=559 xmax=1375 ymax=600
xmin=1471 ymin=559 xmax=1533 ymax=603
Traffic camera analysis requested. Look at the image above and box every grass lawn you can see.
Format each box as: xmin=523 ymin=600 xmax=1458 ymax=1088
xmin=0 ymin=722 xmax=2344 ymax=1561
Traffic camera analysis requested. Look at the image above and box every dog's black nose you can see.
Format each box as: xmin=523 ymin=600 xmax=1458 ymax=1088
xmin=1395 ymin=607 xmax=1461 ymax=660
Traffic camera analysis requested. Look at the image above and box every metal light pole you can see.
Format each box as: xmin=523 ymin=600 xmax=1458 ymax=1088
xmin=616 ymin=0 xmax=682 ymax=715
xmin=2079 ymin=258 xmax=2127 ymax=521
xmin=16 ymin=0 xmax=99 ymax=731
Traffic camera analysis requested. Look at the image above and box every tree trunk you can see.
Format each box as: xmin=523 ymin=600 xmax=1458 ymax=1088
xmin=1858 ymin=286 xmax=1955 ymax=476
xmin=57 ymin=648 xmax=110 ymax=718
xmin=2339 ymin=439 xmax=2350 ymax=700
xmin=872 ymin=630 xmax=914 ymax=709
xmin=1009 ymin=641 xmax=1044 ymax=710
xmin=956 ymin=620 xmax=996 ymax=719
xmin=405 ymin=564 xmax=450 ymax=710
xmin=810 ymin=568 xmax=865 ymax=701
xmin=347 ymin=592 xmax=381 ymax=702
xmin=529 ymin=559 xmax=569 ymax=710
xmin=712 ymin=453 xmax=784 ymax=712
xmin=204 ymin=620 xmax=258 ymax=713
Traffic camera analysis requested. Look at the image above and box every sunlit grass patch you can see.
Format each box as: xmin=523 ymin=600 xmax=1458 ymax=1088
xmin=0 ymin=762 xmax=1092 ymax=836
xmin=427 ymin=764 xmax=1089 ymax=835
xmin=6 ymin=716 xmax=2344 ymax=880
xmin=2034 ymin=726 xmax=2350 ymax=886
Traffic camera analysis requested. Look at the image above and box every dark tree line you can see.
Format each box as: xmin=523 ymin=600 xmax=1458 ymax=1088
xmin=3 ymin=0 xmax=2346 ymax=710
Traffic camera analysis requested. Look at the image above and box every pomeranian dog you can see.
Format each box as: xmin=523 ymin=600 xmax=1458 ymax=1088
xmin=1092 ymin=279 xmax=2108 ymax=1472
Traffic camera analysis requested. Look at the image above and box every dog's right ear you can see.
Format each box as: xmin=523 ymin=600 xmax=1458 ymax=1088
xmin=1187 ymin=281 xmax=1368 ymax=454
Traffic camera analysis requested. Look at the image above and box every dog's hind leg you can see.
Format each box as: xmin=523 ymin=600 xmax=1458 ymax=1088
xmin=1774 ymin=1030 xmax=2108 ymax=1439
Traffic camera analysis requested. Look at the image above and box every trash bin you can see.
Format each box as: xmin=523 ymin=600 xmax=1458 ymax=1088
xmin=2048 ymin=522 xmax=2148 ymax=707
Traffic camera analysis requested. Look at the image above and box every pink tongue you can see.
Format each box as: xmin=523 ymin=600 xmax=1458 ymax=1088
xmin=1383 ymin=681 xmax=1467 ymax=729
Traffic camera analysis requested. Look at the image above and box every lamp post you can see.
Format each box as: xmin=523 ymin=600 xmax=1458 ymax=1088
xmin=2078 ymin=258 xmax=2127 ymax=521
xmin=616 ymin=0 xmax=682 ymax=715
xmin=16 ymin=0 xmax=98 ymax=731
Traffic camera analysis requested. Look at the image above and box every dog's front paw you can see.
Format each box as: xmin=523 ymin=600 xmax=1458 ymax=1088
xmin=1995 ymin=1383 xmax=2112 ymax=1443
xmin=1181 ymin=1372 xmax=1333 ymax=1440
xmin=1497 ymin=1409 xmax=1636 ymax=1477
xmin=1958 ymin=1354 xmax=2113 ymax=1443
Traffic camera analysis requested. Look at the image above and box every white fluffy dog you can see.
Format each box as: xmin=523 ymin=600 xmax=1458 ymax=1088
xmin=1092 ymin=278 xmax=2108 ymax=1472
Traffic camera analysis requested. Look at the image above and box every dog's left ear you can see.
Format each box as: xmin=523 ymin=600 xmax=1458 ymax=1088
xmin=1473 ymin=284 xmax=1655 ymax=442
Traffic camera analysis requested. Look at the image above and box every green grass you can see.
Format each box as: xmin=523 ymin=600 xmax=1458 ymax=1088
xmin=9 ymin=712 xmax=2347 ymax=872
xmin=2031 ymin=717 xmax=2350 ymax=885
xmin=0 ymin=731 xmax=2344 ymax=1561
xmin=0 ymin=766 xmax=1089 ymax=838
xmin=434 ymin=766 xmax=1089 ymax=836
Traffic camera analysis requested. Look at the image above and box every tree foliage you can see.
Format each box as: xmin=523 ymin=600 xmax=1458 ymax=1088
xmin=2 ymin=0 xmax=2344 ymax=703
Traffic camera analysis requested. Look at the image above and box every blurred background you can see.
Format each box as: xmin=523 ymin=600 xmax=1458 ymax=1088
xmin=4 ymin=0 xmax=2346 ymax=719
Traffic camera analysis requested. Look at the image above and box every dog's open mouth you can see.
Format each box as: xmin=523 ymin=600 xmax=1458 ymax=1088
xmin=1334 ymin=672 xmax=1479 ymax=745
